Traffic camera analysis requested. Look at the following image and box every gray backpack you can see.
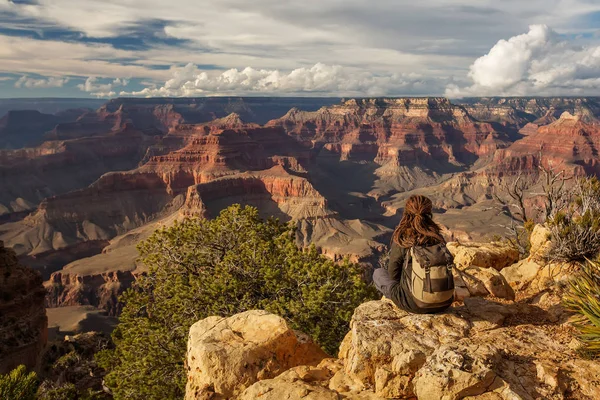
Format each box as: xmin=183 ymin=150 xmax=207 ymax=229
xmin=405 ymin=244 xmax=455 ymax=309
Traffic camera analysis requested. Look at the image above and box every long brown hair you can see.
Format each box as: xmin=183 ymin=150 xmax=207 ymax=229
xmin=392 ymin=195 xmax=445 ymax=248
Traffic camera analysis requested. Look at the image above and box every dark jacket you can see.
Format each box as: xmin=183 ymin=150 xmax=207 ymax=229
xmin=373 ymin=241 xmax=450 ymax=314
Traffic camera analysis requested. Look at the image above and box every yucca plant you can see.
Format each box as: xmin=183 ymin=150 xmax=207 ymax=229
xmin=563 ymin=259 xmax=600 ymax=357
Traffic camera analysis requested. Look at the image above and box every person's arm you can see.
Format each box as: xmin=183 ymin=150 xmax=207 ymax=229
xmin=387 ymin=243 xmax=406 ymax=282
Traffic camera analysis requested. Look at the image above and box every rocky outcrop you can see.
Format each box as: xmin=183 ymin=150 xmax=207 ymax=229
xmin=447 ymin=242 xmax=520 ymax=271
xmin=500 ymin=225 xmax=572 ymax=292
xmin=185 ymin=310 xmax=327 ymax=399
xmin=0 ymin=240 xmax=47 ymax=374
xmin=186 ymin=295 xmax=600 ymax=400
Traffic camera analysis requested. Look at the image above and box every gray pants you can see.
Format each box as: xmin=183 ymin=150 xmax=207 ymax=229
xmin=373 ymin=267 xmax=398 ymax=300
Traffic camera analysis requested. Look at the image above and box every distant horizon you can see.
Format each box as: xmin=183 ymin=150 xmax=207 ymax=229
xmin=3 ymin=95 xmax=600 ymax=101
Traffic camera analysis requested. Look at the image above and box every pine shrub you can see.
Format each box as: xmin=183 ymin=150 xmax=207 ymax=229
xmin=0 ymin=365 xmax=38 ymax=400
xmin=97 ymin=205 xmax=378 ymax=400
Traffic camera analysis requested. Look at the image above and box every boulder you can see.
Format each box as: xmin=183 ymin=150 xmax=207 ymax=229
xmin=184 ymin=310 xmax=327 ymax=399
xmin=500 ymin=259 xmax=542 ymax=289
xmin=453 ymin=267 xmax=515 ymax=301
xmin=463 ymin=267 xmax=515 ymax=300
xmin=447 ymin=242 xmax=519 ymax=271
xmin=528 ymin=224 xmax=552 ymax=261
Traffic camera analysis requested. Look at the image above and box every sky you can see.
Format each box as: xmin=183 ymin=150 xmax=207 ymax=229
xmin=1 ymin=0 xmax=600 ymax=98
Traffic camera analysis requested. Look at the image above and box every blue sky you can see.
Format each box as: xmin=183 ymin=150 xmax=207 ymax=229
xmin=1 ymin=0 xmax=600 ymax=98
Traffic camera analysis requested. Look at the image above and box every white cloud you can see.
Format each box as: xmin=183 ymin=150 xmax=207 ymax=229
xmin=78 ymin=77 xmax=129 ymax=97
xmin=3 ymin=1 xmax=600 ymax=96
xmin=120 ymin=63 xmax=440 ymax=97
xmin=446 ymin=24 xmax=600 ymax=97
xmin=15 ymin=75 xmax=70 ymax=88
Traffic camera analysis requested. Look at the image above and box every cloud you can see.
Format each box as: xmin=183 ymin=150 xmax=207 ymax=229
xmin=78 ymin=77 xmax=129 ymax=97
xmin=120 ymin=63 xmax=442 ymax=97
xmin=0 ymin=35 xmax=170 ymax=80
xmin=15 ymin=75 xmax=70 ymax=88
xmin=3 ymin=1 xmax=600 ymax=96
xmin=446 ymin=24 xmax=600 ymax=97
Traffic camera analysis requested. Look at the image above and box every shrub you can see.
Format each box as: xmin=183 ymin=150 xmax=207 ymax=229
xmin=0 ymin=365 xmax=38 ymax=400
xmin=98 ymin=205 xmax=378 ymax=400
xmin=563 ymin=259 xmax=600 ymax=358
xmin=36 ymin=382 xmax=78 ymax=400
xmin=548 ymin=177 xmax=600 ymax=263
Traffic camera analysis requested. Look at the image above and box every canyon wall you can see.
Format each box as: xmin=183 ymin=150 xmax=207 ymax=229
xmin=0 ymin=241 xmax=47 ymax=374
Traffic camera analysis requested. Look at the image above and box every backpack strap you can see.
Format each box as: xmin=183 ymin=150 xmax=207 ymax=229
xmin=404 ymin=247 xmax=411 ymax=271
xmin=444 ymin=250 xmax=454 ymax=288
xmin=403 ymin=247 xmax=412 ymax=288
xmin=423 ymin=261 xmax=433 ymax=293
xmin=413 ymin=247 xmax=434 ymax=294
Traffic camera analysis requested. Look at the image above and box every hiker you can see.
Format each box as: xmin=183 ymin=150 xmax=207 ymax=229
xmin=373 ymin=194 xmax=455 ymax=313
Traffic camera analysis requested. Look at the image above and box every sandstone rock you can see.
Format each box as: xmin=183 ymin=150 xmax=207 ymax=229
xmin=500 ymin=259 xmax=542 ymax=290
xmin=336 ymin=298 xmax=598 ymax=399
xmin=501 ymin=258 xmax=573 ymax=292
xmin=463 ymin=297 xmax=516 ymax=330
xmin=453 ymin=267 xmax=515 ymax=301
xmin=447 ymin=242 xmax=519 ymax=271
xmin=0 ymin=241 xmax=48 ymax=374
xmin=184 ymin=289 xmax=600 ymax=400
xmin=238 ymin=367 xmax=339 ymax=400
xmin=463 ymin=267 xmax=515 ymax=300
xmin=339 ymin=299 xmax=470 ymax=398
xmin=413 ymin=343 xmax=499 ymax=400
xmin=528 ymin=224 xmax=551 ymax=261
xmin=184 ymin=310 xmax=327 ymax=399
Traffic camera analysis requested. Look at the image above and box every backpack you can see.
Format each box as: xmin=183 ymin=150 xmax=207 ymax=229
xmin=404 ymin=243 xmax=455 ymax=310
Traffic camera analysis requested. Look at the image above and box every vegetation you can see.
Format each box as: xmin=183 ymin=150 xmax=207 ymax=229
xmin=564 ymin=259 xmax=600 ymax=358
xmin=98 ymin=205 xmax=378 ymax=400
xmin=36 ymin=382 xmax=105 ymax=400
xmin=37 ymin=332 xmax=112 ymax=400
xmin=0 ymin=365 xmax=38 ymax=400
xmin=548 ymin=177 xmax=600 ymax=263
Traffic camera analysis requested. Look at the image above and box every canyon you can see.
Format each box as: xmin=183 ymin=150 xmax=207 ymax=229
xmin=1 ymin=96 xmax=600 ymax=322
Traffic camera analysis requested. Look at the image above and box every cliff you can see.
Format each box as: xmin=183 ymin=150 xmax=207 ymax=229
xmin=268 ymin=98 xmax=506 ymax=166
xmin=0 ymin=240 xmax=47 ymax=374
xmin=184 ymin=236 xmax=600 ymax=400
xmin=0 ymin=109 xmax=83 ymax=149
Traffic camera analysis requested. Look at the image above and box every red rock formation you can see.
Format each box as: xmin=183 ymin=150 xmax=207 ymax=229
xmin=45 ymin=269 xmax=139 ymax=316
xmin=268 ymin=98 xmax=508 ymax=167
xmin=0 ymin=240 xmax=47 ymax=374
xmin=0 ymin=124 xmax=159 ymax=217
xmin=494 ymin=112 xmax=600 ymax=175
